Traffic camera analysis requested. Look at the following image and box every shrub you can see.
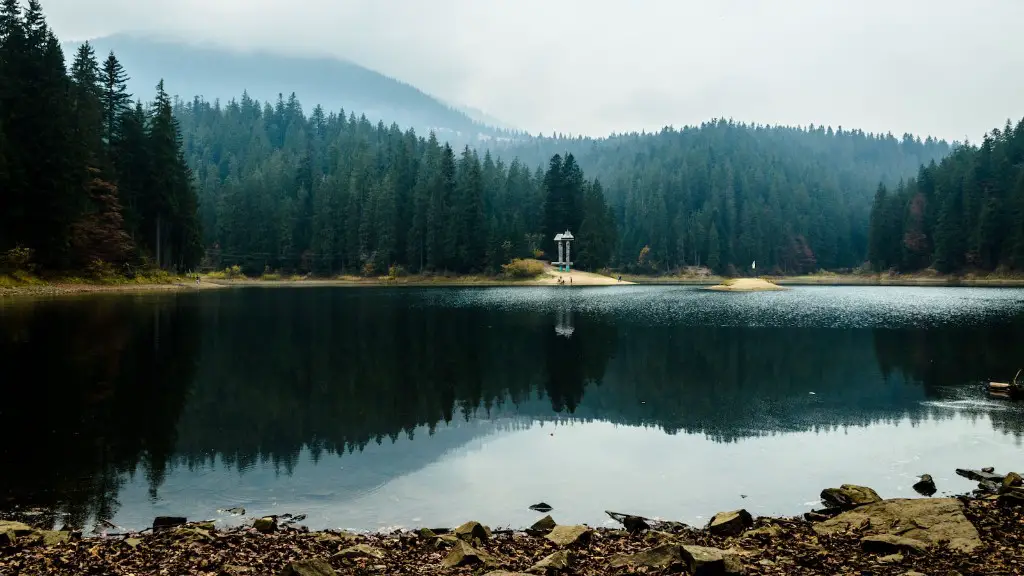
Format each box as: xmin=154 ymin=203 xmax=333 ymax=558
xmin=1 ymin=245 xmax=35 ymax=272
xmin=502 ymin=258 xmax=545 ymax=279
xmin=85 ymin=258 xmax=117 ymax=281
xmin=387 ymin=264 xmax=407 ymax=280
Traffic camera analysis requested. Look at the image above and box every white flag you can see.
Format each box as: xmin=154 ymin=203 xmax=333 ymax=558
xmin=752 ymin=260 xmax=756 ymax=270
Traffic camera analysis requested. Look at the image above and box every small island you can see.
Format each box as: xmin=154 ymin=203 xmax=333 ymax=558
xmin=705 ymin=278 xmax=789 ymax=292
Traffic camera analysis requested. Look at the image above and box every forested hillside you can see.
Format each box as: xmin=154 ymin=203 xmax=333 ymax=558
xmin=0 ymin=1 xmax=199 ymax=273
xmin=178 ymin=91 xmax=951 ymax=276
xmin=65 ymin=35 xmax=517 ymax=151
xmin=495 ymin=126 xmax=951 ymax=271
xmin=178 ymin=95 xmax=615 ymax=275
xmin=869 ymin=117 xmax=1024 ymax=274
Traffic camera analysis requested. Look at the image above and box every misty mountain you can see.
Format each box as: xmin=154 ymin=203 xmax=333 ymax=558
xmin=63 ymin=34 xmax=514 ymax=148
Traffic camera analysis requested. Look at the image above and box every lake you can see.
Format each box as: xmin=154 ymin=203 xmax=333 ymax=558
xmin=2 ymin=285 xmax=1023 ymax=534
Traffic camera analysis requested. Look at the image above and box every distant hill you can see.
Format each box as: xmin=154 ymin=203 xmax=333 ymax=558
xmin=63 ymin=34 xmax=514 ymax=148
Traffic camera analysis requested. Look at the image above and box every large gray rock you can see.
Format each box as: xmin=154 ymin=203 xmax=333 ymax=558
xmin=812 ymin=498 xmax=981 ymax=553
xmin=528 ymin=550 xmax=570 ymax=573
xmin=680 ymin=545 xmax=743 ymax=576
xmin=1003 ymin=471 xmax=1023 ymax=489
xmin=279 ymin=558 xmax=337 ymax=576
xmin=820 ymin=484 xmax=882 ymax=509
xmin=609 ymin=543 xmax=684 ymax=569
xmin=0 ymin=520 xmax=35 ymax=546
xmin=253 ymin=516 xmax=277 ymax=533
xmin=441 ymin=540 xmax=498 ymax=568
xmin=454 ymin=520 xmax=490 ymax=543
xmin=544 ymin=525 xmax=592 ymax=548
xmin=861 ymin=534 xmax=930 ymax=555
xmin=708 ymin=509 xmax=753 ymax=536
xmin=956 ymin=468 xmax=1005 ymax=483
xmin=998 ymin=489 xmax=1024 ymax=507
xmin=529 ymin=515 xmax=556 ymax=534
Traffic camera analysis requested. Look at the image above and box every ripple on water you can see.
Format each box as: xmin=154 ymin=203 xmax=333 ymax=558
xmin=416 ymin=285 xmax=1024 ymax=329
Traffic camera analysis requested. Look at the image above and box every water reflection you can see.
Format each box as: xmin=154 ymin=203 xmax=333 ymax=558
xmin=1 ymin=286 xmax=1023 ymax=531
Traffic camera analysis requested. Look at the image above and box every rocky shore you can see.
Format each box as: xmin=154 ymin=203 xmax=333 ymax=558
xmin=3 ymin=471 xmax=1023 ymax=575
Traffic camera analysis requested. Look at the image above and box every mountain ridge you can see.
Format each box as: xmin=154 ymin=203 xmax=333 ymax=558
xmin=62 ymin=33 xmax=517 ymax=149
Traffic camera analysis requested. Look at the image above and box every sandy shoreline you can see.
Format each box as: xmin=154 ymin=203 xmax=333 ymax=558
xmin=704 ymin=278 xmax=788 ymax=292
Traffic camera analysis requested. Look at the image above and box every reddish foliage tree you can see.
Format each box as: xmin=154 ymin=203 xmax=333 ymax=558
xmin=70 ymin=168 xmax=133 ymax=269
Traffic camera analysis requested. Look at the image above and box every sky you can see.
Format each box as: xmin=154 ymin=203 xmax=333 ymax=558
xmin=41 ymin=0 xmax=1024 ymax=141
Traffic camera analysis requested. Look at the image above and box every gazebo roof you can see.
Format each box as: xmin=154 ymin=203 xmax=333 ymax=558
xmin=561 ymin=230 xmax=574 ymax=240
xmin=553 ymin=233 xmax=564 ymax=241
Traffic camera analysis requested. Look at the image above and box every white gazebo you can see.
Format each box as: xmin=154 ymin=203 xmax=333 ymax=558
xmin=552 ymin=230 xmax=574 ymax=272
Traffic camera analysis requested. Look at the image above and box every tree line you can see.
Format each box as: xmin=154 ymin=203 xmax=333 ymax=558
xmin=180 ymin=92 xmax=952 ymax=275
xmin=179 ymin=94 xmax=617 ymax=275
xmin=868 ymin=117 xmax=1024 ymax=274
xmin=0 ymin=0 xmax=200 ymax=274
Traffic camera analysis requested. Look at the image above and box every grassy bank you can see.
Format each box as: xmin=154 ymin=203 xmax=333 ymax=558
xmin=0 ymin=270 xmax=217 ymax=298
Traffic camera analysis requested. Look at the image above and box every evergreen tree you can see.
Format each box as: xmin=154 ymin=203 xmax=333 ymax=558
xmin=100 ymin=52 xmax=131 ymax=149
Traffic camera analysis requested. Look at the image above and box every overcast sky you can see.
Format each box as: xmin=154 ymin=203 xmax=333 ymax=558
xmin=42 ymin=0 xmax=1024 ymax=141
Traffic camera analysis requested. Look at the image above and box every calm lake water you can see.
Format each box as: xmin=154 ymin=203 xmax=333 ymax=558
xmin=2 ymin=285 xmax=1024 ymax=533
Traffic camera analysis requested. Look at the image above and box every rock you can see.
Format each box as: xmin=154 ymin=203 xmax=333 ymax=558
xmin=912 ymin=474 xmax=937 ymax=496
xmin=441 ymin=540 xmax=498 ymax=568
xmin=124 ymin=537 xmax=142 ymax=548
xmin=982 ymin=466 xmax=995 ymax=473
xmin=813 ymin=498 xmax=981 ymax=553
xmin=744 ymin=524 xmax=784 ymax=538
xmin=316 ymin=530 xmax=359 ymax=543
xmin=417 ymin=527 xmax=436 ymax=539
xmin=153 ymin=516 xmax=187 ymax=530
xmin=0 ymin=520 xmax=35 ymax=545
xmin=862 ymin=534 xmax=930 ymax=555
xmin=223 ymin=507 xmax=246 ymax=515
xmin=1002 ymin=471 xmax=1023 ymax=489
xmin=978 ymin=479 xmax=1001 ymax=494
xmin=335 ymin=544 xmax=384 ymax=561
xmin=901 ymin=572 xmax=927 ymax=576
xmin=0 ymin=520 xmax=34 ymax=536
xmin=622 ymin=515 xmax=650 ymax=533
xmin=609 ymin=543 xmax=684 ymax=569
xmin=220 ymin=566 xmax=254 ymax=575
xmin=680 ymin=545 xmax=743 ymax=576
xmin=820 ymin=484 xmax=882 ymax=509
xmin=998 ymin=489 xmax=1024 ymax=507
xmin=279 ymin=558 xmax=337 ymax=576
xmin=484 ymin=572 xmax=532 ymax=576
xmin=956 ymin=468 xmax=1004 ymax=483
xmin=709 ymin=509 xmax=753 ymax=536
xmin=193 ymin=521 xmax=216 ymax=531
xmin=528 ymin=550 xmax=570 ymax=573
xmin=529 ymin=502 xmax=553 ymax=512
xmin=454 ymin=520 xmax=489 ymax=543
xmin=428 ymin=534 xmax=461 ymax=550
xmin=173 ymin=526 xmax=214 ymax=542
xmin=879 ymin=553 xmax=904 ymax=563
xmin=253 ymin=516 xmax=277 ymax=533
xmin=544 ymin=525 xmax=592 ymax=548
xmin=38 ymin=530 xmax=71 ymax=546
xmin=529 ymin=515 xmax=556 ymax=534
xmin=642 ymin=530 xmax=678 ymax=544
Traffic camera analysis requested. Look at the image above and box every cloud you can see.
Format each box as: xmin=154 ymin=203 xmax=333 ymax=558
xmin=40 ymin=0 xmax=1024 ymax=140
